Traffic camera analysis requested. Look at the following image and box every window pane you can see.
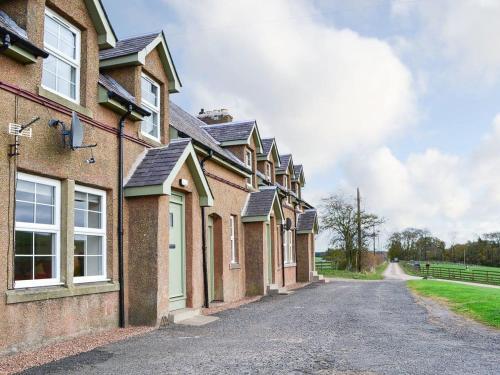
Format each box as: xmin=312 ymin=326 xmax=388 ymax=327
xmin=59 ymin=28 xmax=76 ymax=58
xmin=16 ymin=201 xmax=34 ymax=223
xmin=36 ymin=183 xmax=54 ymax=205
xmin=15 ymin=256 xmax=33 ymax=281
xmin=34 ymin=256 xmax=53 ymax=279
xmin=75 ymin=209 xmax=86 ymax=227
xmin=86 ymin=256 xmax=102 ymax=276
xmin=74 ymin=256 xmax=84 ymax=277
xmin=15 ymin=231 xmax=33 ymax=255
xmin=58 ymin=74 xmax=73 ymax=99
xmin=75 ymin=191 xmax=87 ymax=209
xmin=44 ymin=15 xmax=59 ymax=48
xmin=88 ymin=194 xmax=101 ymax=212
xmin=88 ymin=211 xmax=100 ymax=229
xmin=87 ymin=236 xmax=102 ymax=255
xmin=34 ymin=232 xmax=54 ymax=255
xmin=142 ymin=118 xmax=153 ymax=135
xmin=36 ymin=204 xmax=53 ymax=224
xmin=74 ymin=235 xmax=85 ymax=255
xmin=17 ymin=180 xmax=35 ymax=202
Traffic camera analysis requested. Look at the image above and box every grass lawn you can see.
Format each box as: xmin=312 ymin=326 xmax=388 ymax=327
xmin=407 ymin=280 xmax=500 ymax=328
xmin=319 ymin=262 xmax=388 ymax=280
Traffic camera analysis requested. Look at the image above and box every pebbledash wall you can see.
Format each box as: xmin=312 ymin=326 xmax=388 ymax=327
xmin=0 ymin=0 xmax=317 ymax=355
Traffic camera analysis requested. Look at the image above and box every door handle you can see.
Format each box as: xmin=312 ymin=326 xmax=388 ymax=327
xmin=169 ymin=244 xmax=176 ymax=249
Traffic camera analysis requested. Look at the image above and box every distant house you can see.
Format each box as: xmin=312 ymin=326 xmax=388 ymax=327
xmin=0 ymin=0 xmax=317 ymax=355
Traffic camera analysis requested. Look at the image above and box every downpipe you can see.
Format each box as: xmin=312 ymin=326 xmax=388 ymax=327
xmin=118 ymin=105 xmax=132 ymax=328
xmin=200 ymin=150 xmax=214 ymax=308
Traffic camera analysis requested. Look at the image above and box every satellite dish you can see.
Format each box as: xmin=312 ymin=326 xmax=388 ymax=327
xmin=70 ymin=111 xmax=83 ymax=150
xmin=48 ymin=111 xmax=97 ymax=151
xmin=285 ymin=218 xmax=293 ymax=231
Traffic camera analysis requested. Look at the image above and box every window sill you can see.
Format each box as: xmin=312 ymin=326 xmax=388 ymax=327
xmin=5 ymin=281 xmax=119 ymax=304
xmin=229 ymin=263 xmax=241 ymax=270
xmin=38 ymin=86 xmax=93 ymax=118
xmin=139 ymin=132 xmax=163 ymax=147
xmin=284 ymin=263 xmax=296 ymax=268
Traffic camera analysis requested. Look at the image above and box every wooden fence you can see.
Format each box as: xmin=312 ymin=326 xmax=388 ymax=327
xmin=418 ymin=266 xmax=500 ymax=286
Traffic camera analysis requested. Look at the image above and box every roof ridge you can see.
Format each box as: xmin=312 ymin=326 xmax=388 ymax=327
xmin=118 ymin=31 xmax=161 ymax=42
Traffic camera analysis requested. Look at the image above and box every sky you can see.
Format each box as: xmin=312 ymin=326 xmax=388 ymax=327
xmin=102 ymin=0 xmax=500 ymax=250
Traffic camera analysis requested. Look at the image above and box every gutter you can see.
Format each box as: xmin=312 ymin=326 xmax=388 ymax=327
xmin=199 ymin=150 xmax=214 ymax=308
xmin=0 ymin=28 xmax=48 ymax=58
xmin=108 ymin=91 xmax=150 ymax=117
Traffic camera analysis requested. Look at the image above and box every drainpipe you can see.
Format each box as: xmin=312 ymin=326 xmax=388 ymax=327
xmin=200 ymin=149 xmax=214 ymax=308
xmin=293 ymin=201 xmax=298 ymax=282
xmin=281 ymin=211 xmax=286 ymax=287
xmin=118 ymin=104 xmax=132 ymax=328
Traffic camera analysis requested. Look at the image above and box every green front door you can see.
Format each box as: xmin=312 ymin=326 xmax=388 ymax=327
xmin=169 ymin=193 xmax=186 ymax=311
xmin=266 ymin=222 xmax=273 ymax=285
xmin=208 ymin=216 xmax=215 ymax=302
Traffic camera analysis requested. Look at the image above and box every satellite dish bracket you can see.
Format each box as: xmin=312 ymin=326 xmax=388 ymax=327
xmin=48 ymin=112 xmax=97 ymax=151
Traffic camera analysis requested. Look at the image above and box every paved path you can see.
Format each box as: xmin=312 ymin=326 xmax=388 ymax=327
xmin=25 ymin=281 xmax=500 ymax=375
xmin=383 ymin=262 xmax=421 ymax=280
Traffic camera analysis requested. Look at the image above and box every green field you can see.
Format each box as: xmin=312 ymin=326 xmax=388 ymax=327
xmin=315 ymin=261 xmax=388 ymax=280
xmin=408 ymin=280 xmax=500 ymax=328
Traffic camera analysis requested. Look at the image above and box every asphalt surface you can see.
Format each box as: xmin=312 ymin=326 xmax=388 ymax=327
xmin=24 ymin=280 xmax=500 ymax=375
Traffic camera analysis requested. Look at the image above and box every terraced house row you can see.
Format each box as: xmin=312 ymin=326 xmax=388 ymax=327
xmin=0 ymin=0 xmax=318 ymax=354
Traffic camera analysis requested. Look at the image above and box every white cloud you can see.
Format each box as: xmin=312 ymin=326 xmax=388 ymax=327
xmin=391 ymin=0 xmax=500 ymax=84
xmin=337 ymin=114 xmax=500 ymax=245
xmin=166 ymin=0 xmax=416 ymax=173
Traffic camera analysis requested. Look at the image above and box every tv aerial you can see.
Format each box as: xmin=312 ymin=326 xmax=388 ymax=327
xmin=49 ymin=112 xmax=97 ymax=161
xmin=8 ymin=116 xmax=41 ymax=157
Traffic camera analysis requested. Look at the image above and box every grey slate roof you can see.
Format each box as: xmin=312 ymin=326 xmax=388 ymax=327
xmin=0 ymin=11 xmax=47 ymax=58
xmin=276 ymin=154 xmax=293 ymax=175
xmin=296 ymin=209 xmax=317 ymax=232
xmin=0 ymin=11 xmax=27 ymax=39
xmin=201 ymin=121 xmax=255 ymax=143
xmin=242 ymin=188 xmax=278 ymax=218
xmin=99 ymin=32 xmax=159 ymax=60
xmin=293 ymin=164 xmax=304 ymax=182
xmin=125 ymin=138 xmax=190 ymax=188
xmin=98 ymin=74 xmax=150 ymax=115
xmin=261 ymin=138 xmax=275 ymax=156
xmin=169 ymin=102 xmax=248 ymax=171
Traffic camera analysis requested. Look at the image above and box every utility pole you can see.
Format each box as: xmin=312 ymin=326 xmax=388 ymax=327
xmin=356 ymin=188 xmax=362 ymax=272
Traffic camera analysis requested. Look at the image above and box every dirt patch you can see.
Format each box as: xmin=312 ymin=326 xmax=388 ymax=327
xmin=0 ymin=326 xmax=154 ymax=375
xmin=410 ymin=290 xmax=499 ymax=333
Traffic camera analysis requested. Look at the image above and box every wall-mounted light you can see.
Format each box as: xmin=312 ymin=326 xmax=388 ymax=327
xmin=179 ymin=178 xmax=189 ymax=187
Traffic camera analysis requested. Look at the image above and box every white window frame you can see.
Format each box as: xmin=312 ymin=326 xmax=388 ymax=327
xmin=283 ymin=175 xmax=288 ymax=189
xmin=230 ymin=215 xmax=238 ymax=264
xmin=265 ymin=162 xmax=272 ymax=180
xmin=42 ymin=8 xmax=81 ymax=104
xmin=245 ymin=150 xmax=253 ymax=186
xmin=74 ymin=185 xmax=107 ymax=283
xmin=141 ymin=73 xmax=161 ymax=142
xmin=283 ymin=229 xmax=294 ymax=264
xmin=14 ymin=173 xmax=61 ymax=288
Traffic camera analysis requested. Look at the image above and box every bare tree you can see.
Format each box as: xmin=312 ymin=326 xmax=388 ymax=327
xmin=320 ymin=193 xmax=384 ymax=270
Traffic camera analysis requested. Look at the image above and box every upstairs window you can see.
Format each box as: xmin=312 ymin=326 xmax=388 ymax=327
xmin=42 ymin=8 xmax=80 ymax=103
xmin=265 ymin=163 xmax=272 ymax=180
xmin=283 ymin=175 xmax=288 ymax=189
xmin=141 ymin=74 xmax=161 ymax=141
xmin=14 ymin=173 xmax=60 ymax=288
xmin=74 ymin=186 xmax=107 ymax=283
xmin=245 ymin=150 xmax=253 ymax=186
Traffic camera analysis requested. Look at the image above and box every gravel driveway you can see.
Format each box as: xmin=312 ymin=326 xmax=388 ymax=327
xmin=24 ymin=280 xmax=500 ymax=375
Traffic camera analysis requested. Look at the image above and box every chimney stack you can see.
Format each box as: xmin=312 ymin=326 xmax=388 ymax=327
xmin=197 ymin=108 xmax=233 ymax=125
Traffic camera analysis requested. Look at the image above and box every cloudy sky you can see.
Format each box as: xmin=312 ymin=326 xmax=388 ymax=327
xmin=103 ymin=0 xmax=500 ymax=250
